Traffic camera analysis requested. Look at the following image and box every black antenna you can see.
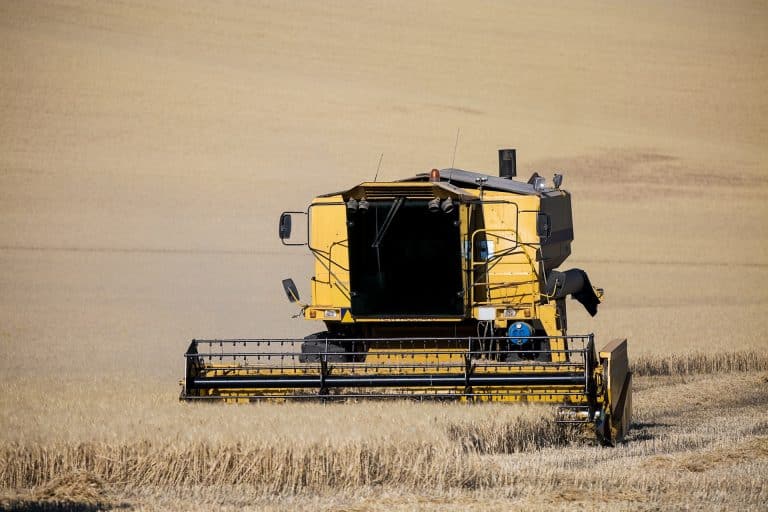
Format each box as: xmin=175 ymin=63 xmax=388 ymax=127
xmin=451 ymin=128 xmax=460 ymax=168
xmin=449 ymin=128 xmax=460 ymax=184
xmin=373 ymin=153 xmax=384 ymax=182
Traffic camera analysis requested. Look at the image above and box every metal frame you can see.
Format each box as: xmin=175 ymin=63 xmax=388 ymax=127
xmin=284 ymin=197 xmax=549 ymax=319
xmin=279 ymin=211 xmax=308 ymax=246
xmin=182 ymin=335 xmax=596 ymax=409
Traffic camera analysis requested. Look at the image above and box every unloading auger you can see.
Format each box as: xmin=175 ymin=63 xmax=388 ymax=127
xmin=180 ymin=149 xmax=632 ymax=445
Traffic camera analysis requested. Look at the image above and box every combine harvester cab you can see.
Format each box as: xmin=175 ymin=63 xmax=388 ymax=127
xmin=181 ymin=149 xmax=632 ymax=445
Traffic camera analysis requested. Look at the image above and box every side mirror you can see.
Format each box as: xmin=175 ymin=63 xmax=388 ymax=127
xmin=282 ymin=278 xmax=300 ymax=303
xmin=279 ymin=213 xmax=292 ymax=240
xmin=278 ymin=211 xmax=308 ymax=245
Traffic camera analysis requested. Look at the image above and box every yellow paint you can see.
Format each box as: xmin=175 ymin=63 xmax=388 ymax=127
xmin=308 ymin=195 xmax=351 ymax=312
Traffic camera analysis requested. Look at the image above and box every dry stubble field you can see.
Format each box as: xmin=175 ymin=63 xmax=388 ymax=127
xmin=1 ymin=1 xmax=767 ymax=510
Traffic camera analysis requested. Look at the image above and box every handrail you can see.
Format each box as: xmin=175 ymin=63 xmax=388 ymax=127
xmin=469 ymin=227 xmax=540 ymax=309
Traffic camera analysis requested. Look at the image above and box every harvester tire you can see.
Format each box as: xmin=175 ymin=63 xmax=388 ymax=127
xmin=299 ymin=332 xmax=349 ymax=363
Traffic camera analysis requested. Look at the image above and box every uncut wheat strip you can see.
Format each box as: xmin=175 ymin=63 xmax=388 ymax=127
xmin=0 ymin=408 xmax=589 ymax=494
xmin=633 ymin=350 xmax=768 ymax=377
xmin=2 ymin=440 xmax=506 ymax=493
xmin=0 ymin=417 xmax=541 ymax=490
xmin=444 ymin=411 xmax=570 ymax=455
xmin=8 ymin=440 xmax=762 ymax=506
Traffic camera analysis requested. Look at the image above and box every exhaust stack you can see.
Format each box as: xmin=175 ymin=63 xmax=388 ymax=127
xmin=499 ymin=148 xmax=516 ymax=179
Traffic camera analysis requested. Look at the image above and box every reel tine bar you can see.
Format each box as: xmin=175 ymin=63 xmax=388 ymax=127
xmin=181 ymin=335 xmax=593 ymax=402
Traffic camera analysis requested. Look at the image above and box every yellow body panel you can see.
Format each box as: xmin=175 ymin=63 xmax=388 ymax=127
xmin=308 ymin=195 xmax=351 ymax=309
xmin=304 ymin=190 xmax=569 ymax=337
xmin=470 ymin=192 xmax=541 ymax=312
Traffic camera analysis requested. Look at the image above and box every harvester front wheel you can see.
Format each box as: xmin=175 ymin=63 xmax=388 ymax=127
xmin=299 ymin=332 xmax=349 ymax=363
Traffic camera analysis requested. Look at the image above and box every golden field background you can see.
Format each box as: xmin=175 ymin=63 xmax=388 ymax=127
xmin=1 ymin=1 xmax=767 ymax=510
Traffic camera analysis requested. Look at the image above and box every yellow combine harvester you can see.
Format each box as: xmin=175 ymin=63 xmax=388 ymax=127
xmin=181 ymin=149 xmax=632 ymax=445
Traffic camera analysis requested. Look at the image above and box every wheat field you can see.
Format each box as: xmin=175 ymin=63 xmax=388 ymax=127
xmin=2 ymin=1 xmax=767 ymax=510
